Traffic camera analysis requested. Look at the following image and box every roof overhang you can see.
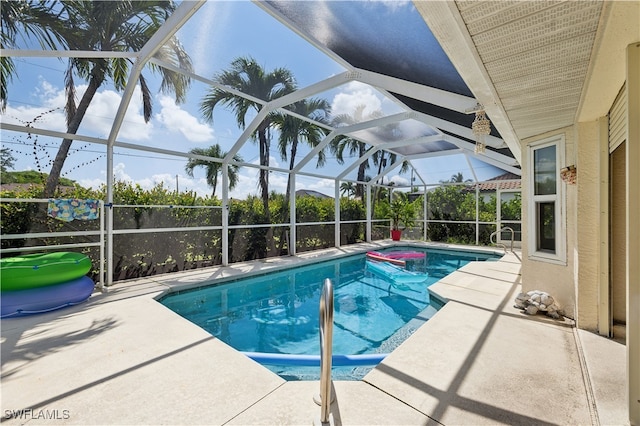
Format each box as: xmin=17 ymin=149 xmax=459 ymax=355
xmin=415 ymin=0 xmax=606 ymax=151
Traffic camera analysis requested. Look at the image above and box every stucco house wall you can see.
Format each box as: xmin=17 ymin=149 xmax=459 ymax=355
xmin=521 ymin=1 xmax=639 ymax=333
xmin=575 ymin=120 xmax=604 ymax=331
xmin=520 ymin=127 xmax=578 ymax=320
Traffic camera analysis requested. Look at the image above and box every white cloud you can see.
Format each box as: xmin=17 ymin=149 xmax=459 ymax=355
xmin=76 ymin=156 xmax=337 ymax=200
xmin=38 ymin=77 xmax=66 ymax=108
xmin=229 ymin=171 xmax=260 ymax=200
xmin=377 ymin=1 xmax=412 ymax=12
xmin=331 ymin=81 xmax=383 ymax=118
xmin=155 ymin=95 xmax=214 ymax=143
xmin=141 ymin=173 xmax=216 ymax=198
xmin=77 ymin=176 xmax=105 ymax=190
xmin=180 ymin=175 xmax=211 ymax=197
xmin=76 ymin=158 xmax=285 ymax=200
xmin=330 ymin=81 xmax=405 ymax=124
xmin=3 ymin=79 xmax=152 ymax=141
xmin=397 ymin=119 xmax=439 ymax=139
xmin=2 ymin=104 xmax=67 ymax=132
xmin=81 ymin=87 xmax=151 ymax=141
xmin=77 ymin=162 xmax=129 ymax=190
xmin=266 ymin=156 xmax=282 ymax=171
xmin=389 ymin=174 xmax=409 ymax=186
xmin=304 ymin=178 xmax=334 ymax=196
xmin=2 ymin=78 xmax=67 ymax=130
xmin=113 ymin=162 xmax=133 ymax=182
xmin=77 ymin=164 xmax=210 ymax=196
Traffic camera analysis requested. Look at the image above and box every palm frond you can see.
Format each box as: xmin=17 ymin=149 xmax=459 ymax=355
xmin=111 ymin=58 xmax=130 ymax=91
xmin=0 ymin=56 xmax=14 ymax=112
xmin=139 ymin=74 xmax=152 ymax=122
xmin=153 ymin=37 xmax=193 ymax=104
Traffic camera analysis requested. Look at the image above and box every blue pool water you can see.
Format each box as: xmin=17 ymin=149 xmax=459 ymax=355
xmin=159 ymin=247 xmax=499 ymax=380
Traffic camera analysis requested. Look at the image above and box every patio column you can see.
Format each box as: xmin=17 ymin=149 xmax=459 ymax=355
xmin=289 ymin=173 xmax=296 ymax=256
xmin=222 ymin=166 xmax=229 ymax=266
xmin=106 ymin=144 xmax=114 ymax=286
xmin=626 ymin=41 xmax=640 ymax=425
xmin=366 ymin=184 xmax=372 ymax=242
xmin=334 ymin=180 xmax=340 ymax=248
xmin=597 ymin=115 xmax=610 ymax=338
xmin=424 ymin=185 xmax=428 ymax=240
xmin=475 ymin=185 xmax=480 ymax=245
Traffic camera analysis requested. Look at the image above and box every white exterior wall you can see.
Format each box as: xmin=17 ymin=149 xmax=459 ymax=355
xmin=521 ymin=127 xmax=577 ymax=319
xmin=520 ymin=120 xmax=611 ymax=331
xmin=521 ymin=0 xmax=639 ymax=332
xmin=625 ymin=41 xmax=640 ymax=425
xmin=575 ymin=120 xmax=604 ymax=331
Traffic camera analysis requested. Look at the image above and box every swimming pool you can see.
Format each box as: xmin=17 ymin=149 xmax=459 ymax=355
xmin=159 ymin=246 xmax=500 ymax=380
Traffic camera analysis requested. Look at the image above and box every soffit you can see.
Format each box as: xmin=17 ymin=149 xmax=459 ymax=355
xmin=578 ymin=1 xmax=640 ymax=121
xmin=441 ymin=1 xmax=604 ymax=141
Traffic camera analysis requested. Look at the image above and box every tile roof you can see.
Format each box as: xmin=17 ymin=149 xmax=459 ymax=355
xmin=473 ymin=172 xmax=521 ymax=191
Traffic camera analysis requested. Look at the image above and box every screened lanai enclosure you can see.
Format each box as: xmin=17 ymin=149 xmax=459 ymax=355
xmin=1 ymin=1 xmax=521 ymax=285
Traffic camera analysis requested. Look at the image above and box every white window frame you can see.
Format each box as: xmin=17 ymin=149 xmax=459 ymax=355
xmin=527 ymin=135 xmax=566 ymax=265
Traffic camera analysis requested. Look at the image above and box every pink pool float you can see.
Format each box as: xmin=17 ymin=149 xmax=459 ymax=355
xmin=366 ymin=250 xmax=426 ymax=266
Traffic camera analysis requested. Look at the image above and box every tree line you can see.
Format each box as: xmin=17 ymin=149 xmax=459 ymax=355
xmin=0 ymin=181 xmax=370 ymax=281
xmin=1 ymin=175 xmax=520 ymax=281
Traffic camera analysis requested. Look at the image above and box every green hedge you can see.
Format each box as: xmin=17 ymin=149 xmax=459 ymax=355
xmin=0 ymin=183 xmax=368 ymax=282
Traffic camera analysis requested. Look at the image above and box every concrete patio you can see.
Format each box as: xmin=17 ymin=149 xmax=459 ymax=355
xmin=1 ymin=243 xmax=628 ymax=425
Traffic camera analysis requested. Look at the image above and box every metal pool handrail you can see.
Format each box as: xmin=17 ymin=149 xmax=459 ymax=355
xmin=490 ymin=226 xmax=515 ymax=253
xmin=318 ymin=278 xmax=334 ymax=424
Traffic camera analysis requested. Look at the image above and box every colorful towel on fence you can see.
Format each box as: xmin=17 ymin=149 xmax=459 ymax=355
xmin=47 ymin=199 xmax=100 ymax=222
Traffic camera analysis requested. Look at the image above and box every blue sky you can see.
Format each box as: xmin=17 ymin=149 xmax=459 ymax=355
xmin=1 ymin=1 xmax=505 ymax=198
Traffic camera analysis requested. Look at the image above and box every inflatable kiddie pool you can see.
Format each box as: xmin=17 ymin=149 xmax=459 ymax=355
xmin=1 ymin=276 xmax=95 ymax=318
xmin=0 ymin=252 xmax=94 ymax=318
xmin=0 ymin=252 xmax=92 ymax=291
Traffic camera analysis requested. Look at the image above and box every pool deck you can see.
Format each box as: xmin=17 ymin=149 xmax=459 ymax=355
xmin=1 ymin=242 xmax=628 ymax=425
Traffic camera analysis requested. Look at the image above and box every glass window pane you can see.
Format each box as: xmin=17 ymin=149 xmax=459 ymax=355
xmin=501 ymin=223 xmax=521 ymax=242
xmin=534 ymin=145 xmax=556 ymax=195
xmin=536 ymin=201 xmax=555 ymax=253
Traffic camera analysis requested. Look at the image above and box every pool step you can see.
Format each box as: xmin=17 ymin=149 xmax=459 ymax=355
xmin=376 ymin=303 xmax=440 ymax=354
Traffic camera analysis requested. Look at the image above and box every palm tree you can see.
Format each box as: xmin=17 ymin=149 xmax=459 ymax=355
xmin=445 ymin=172 xmax=472 ymax=184
xmin=370 ymin=147 xmax=410 ymax=214
xmin=451 ymin=172 xmax=472 ymax=183
xmin=275 ymin=98 xmax=330 ymax=202
xmin=340 ymin=182 xmax=356 ymax=199
xmin=273 ymin=97 xmax=330 ymax=254
xmin=330 ymin=105 xmax=383 ymax=199
xmin=185 ymin=144 xmax=242 ymax=198
xmin=200 ymin=56 xmax=296 ymax=220
xmin=35 ymin=1 xmax=193 ymax=196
